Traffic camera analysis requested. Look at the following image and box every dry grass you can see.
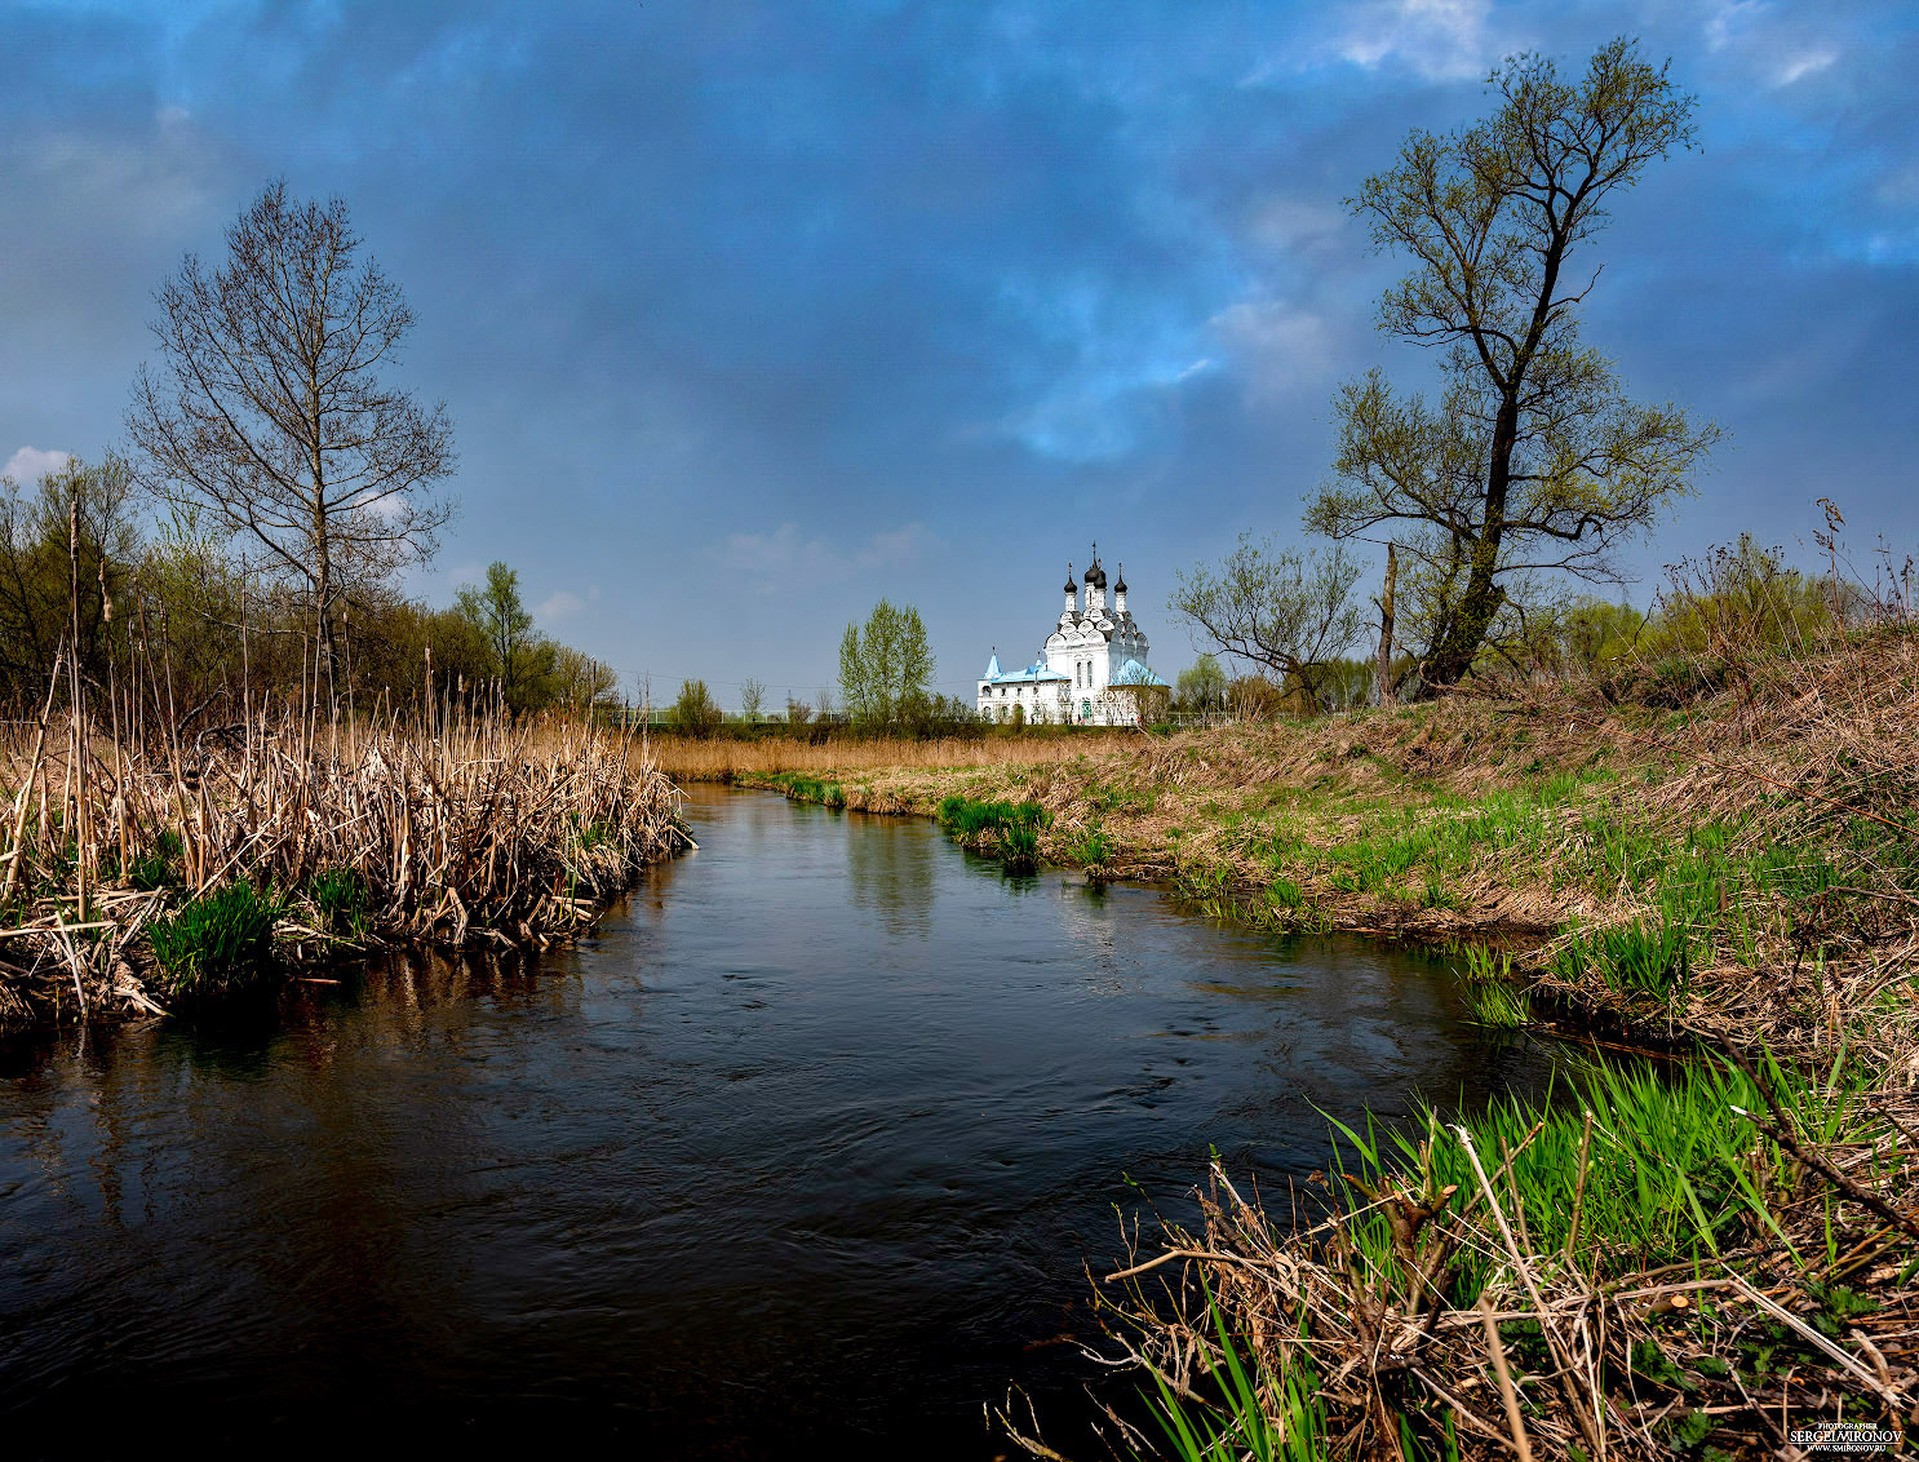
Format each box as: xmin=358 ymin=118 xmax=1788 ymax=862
xmin=646 ymin=730 xmax=1106 ymax=780
xmin=1 ymin=706 xmax=687 ymax=1027
xmin=974 ymin=629 xmax=1919 ymax=1460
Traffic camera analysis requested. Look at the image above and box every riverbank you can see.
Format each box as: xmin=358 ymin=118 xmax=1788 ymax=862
xmin=684 ymin=639 xmax=1918 ymax=1071
xmin=678 ymin=634 xmax=1919 ymax=1455
xmin=1 ymin=712 xmax=689 ymax=1028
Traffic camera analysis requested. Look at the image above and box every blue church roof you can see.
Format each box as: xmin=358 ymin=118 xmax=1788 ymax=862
xmin=1111 ymin=658 xmax=1169 ymax=687
xmin=983 ymin=658 xmax=1070 ymax=685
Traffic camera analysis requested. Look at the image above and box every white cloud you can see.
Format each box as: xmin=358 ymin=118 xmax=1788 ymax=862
xmin=1247 ymin=196 xmax=1351 ymax=261
xmin=1704 ymin=0 xmax=1763 ymax=53
xmin=1773 ymin=47 xmax=1837 ymax=86
xmin=3 ymin=446 xmax=71 ymax=483
xmin=1702 ymin=2 xmax=1842 ymax=89
xmin=536 ymin=590 xmax=585 ymax=624
xmin=713 ymin=521 xmax=930 ymax=591
xmin=1331 ymin=0 xmax=1496 ymax=83
xmin=1209 ymin=300 xmax=1336 ymax=400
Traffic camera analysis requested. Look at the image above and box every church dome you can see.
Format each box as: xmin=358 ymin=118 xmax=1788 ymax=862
xmin=1063 ymin=564 xmax=1077 ymax=594
xmin=1082 ymin=560 xmax=1107 ymax=590
xmin=1114 ymin=563 xmax=1128 ymax=594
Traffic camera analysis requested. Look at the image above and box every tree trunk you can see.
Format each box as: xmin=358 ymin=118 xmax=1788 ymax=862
xmin=312 ymin=505 xmax=335 ymax=707
xmin=1424 ymin=393 xmax=1519 ymax=687
xmin=1375 ymin=543 xmax=1397 ymax=707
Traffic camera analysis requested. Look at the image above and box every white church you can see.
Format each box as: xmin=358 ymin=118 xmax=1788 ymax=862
xmin=977 ymin=547 xmax=1169 ymax=726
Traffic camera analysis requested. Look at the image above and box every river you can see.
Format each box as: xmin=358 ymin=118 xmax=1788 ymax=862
xmin=0 ymin=786 xmax=1560 ymax=1458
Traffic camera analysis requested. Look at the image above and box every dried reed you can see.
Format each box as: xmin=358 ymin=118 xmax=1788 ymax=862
xmin=1 ymin=704 xmax=688 ymax=1026
xmin=648 ymin=731 xmax=1101 ymax=780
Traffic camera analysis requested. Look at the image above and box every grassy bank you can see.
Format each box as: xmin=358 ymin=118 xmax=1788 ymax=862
xmin=1 ymin=710 xmax=689 ymax=1027
xmin=688 ymin=635 xmax=1919 ymax=1454
xmin=706 ymin=637 xmax=1918 ymax=1067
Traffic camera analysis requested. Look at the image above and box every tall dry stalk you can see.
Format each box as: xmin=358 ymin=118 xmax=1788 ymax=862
xmin=1 ymin=692 xmax=689 ymax=1027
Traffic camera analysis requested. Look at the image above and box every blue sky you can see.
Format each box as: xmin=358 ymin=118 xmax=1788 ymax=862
xmin=2 ymin=0 xmax=1914 ymax=706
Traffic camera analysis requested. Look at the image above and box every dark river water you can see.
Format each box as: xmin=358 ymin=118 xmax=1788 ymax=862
xmin=0 ymin=786 xmax=1561 ymax=1458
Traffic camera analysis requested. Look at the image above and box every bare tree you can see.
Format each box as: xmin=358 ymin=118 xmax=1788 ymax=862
xmin=126 ymin=180 xmax=455 ymax=693
xmin=1170 ymin=536 xmax=1367 ymax=711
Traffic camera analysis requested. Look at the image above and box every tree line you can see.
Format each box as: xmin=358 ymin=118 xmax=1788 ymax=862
xmin=0 ymin=454 xmax=615 ymax=720
xmin=1 ymin=180 xmax=615 ymax=722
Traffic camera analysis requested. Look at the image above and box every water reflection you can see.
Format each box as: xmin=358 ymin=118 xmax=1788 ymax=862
xmin=0 ymin=785 xmax=1562 ymax=1458
xmin=844 ymin=807 xmax=936 ymax=939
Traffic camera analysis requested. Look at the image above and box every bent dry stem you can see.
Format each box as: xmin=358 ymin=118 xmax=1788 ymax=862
xmin=1 ymin=706 xmax=690 ymax=1026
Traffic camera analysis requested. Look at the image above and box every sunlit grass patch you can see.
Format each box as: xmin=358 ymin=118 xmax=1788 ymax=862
xmin=147 ymin=878 xmax=284 ymax=1002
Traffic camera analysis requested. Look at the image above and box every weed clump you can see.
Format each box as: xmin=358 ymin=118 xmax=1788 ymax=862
xmin=936 ymin=796 xmax=1049 ymax=871
xmin=775 ymin=774 xmax=847 ymax=809
xmin=126 ymin=830 xmax=184 ymax=891
xmin=1082 ymin=1052 xmax=1913 ymax=1462
xmin=308 ymin=867 xmax=369 ymax=940
xmin=147 ymin=879 xmax=284 ymax=1003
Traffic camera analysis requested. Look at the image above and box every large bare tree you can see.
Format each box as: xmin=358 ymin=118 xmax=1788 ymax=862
xmin=1307 ymin=39 xmax=1718 ymax=689
xmin=127 ymin=180 xmax=455 ymax=690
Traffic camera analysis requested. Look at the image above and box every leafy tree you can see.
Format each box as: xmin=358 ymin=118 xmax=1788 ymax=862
xmin=838 ymin=599 xmax=934 ymax=731
xmin=126 ymin=180 xmax=456 ymax=693
xmin=739 ymin=677 xmax=765 ymax=721
xmin=1225 ymin=674 xmax=1289 ymax=721
xmin=1307 ymin=39 xmax=1717 ymax=689
xmin=1174 ymin=654 xmax=1227 ymax=714
xmin=0 ymin=455 xmax=140 ymax=703
xmin=553 ymin=646 xmax=620 ymax=717
xmin=1311 ymin=657 xmax=1379 ymax=711
xmin=454 ymin=561 xmax=546 ymax=712
xmin=1170 ymin=537 xmax=1367 ymax=711
xmin=668 ymin=678 xmax=723 ymax=737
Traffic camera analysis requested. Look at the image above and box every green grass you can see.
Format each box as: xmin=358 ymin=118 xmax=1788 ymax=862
xmin=936 ymin=795 xmax=1050 ymax=872
xmin=1144 ymin=1291 xmax=1327 ymax=1462
xmin=308 ymin=867 xmax=369 ymax=939
xmin=126 ymin=829 xmax=184 ymax=891
xmin=1000 ymin=825 xmax=1041 ymax=875
xmin=1553 ymin=916 xmax=1691 ymax=999
xmin=772 ymin=773 xmax=847 ymax=809
xmin=936 ymin=795 xmax=1049 ymax=838
xmin=1069 ymin=824 xmax=1115 ymax=868
xmin=1129 ymin=1049 xmax=1898 ymax=1460
xmin=147 ymin=878 xmax=284 ymax=1002
xmin=1332 ymin=1053 xmax=1871 ymax=1288
xmin=1462 ymin=979 xmax=1532 ymax=1027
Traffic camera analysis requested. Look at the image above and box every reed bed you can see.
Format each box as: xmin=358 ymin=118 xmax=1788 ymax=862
xmin=1 ymin=706 xmax=688 ymax=1027
xmin=648 ymin=731 xmax=1101 ymax=780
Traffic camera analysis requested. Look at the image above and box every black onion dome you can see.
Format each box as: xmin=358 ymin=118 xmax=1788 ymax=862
xmin=1083 ymin=559 xmax=1107 ymax=589
xmin=1063 ymin=564 xmax=1077 ymax=594
xmin=1114 ymin=562 xmax=1128 ymax=594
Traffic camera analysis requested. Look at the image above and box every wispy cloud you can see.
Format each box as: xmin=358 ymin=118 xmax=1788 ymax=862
xmin=1329 ymin=0 xmax=1498 ymax=83
xmin=536 ymin=586 xmax=595 ymax=625
xmin=1209 ymin=299 xmax=1337 ymax=400
xmin=712 ymin=521 xmax=932 ymax=593
xmin=3 ymin=446 xmax=70 ymax=483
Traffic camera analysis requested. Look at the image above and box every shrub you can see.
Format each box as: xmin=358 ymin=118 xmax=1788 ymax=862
xmin=147 ymin=879 xmax=284 ymax=1002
